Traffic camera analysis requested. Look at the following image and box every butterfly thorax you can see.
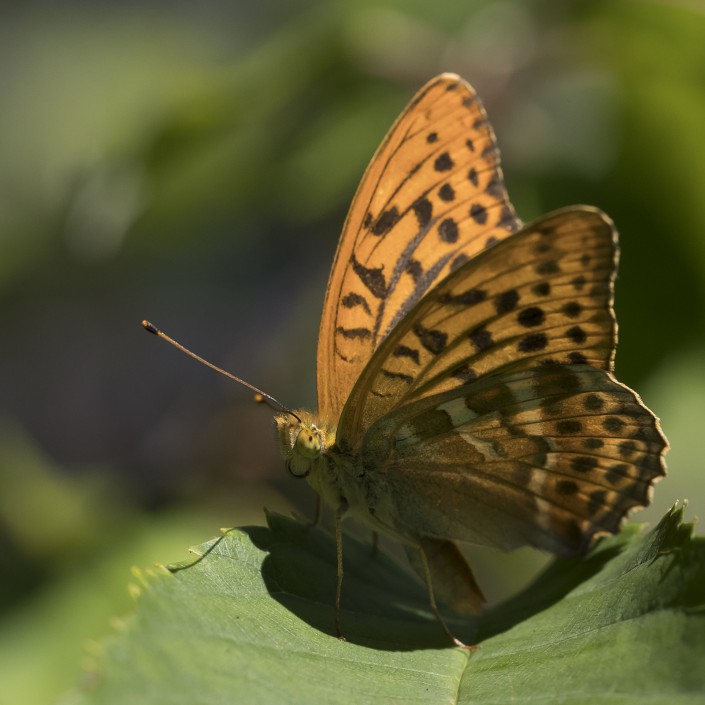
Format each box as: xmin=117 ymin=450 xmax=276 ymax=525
xmin=275 ymin=410 xmax=389 ymax=527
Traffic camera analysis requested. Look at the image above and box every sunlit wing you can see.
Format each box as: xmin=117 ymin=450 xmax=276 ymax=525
xmin=361 ymin=364 xmax=667 ymax=554
xmin=317 ymin=73 xmax=521 ymax=424
xmin=337 ymin=207 xmax=617 ymax=448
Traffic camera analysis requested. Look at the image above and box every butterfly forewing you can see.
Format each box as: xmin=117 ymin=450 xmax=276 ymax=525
xmin=337 ymin=207 xmax=618 ymax=448
xmin=361 ymin=365 xmax=666 ymax=555
xmin=317 ymin=73 xmax=521 ymax=423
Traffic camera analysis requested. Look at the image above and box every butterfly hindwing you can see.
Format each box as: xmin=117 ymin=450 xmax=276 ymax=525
xmin=317 ymin=73 xmax=521 ymax=424
xmin=361 ymin=364 xmax=666 ymax=555
xmin=337 ymin=207 xmax=618 ymax=448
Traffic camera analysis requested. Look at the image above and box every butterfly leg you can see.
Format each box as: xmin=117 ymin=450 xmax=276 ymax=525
xmin=417 ymin=543 xmax=478 ymax=651
xmin=335 ymin=500 xmax=349 ymax=641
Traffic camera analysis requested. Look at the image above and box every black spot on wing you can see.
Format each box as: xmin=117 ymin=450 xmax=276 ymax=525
xmin=571 ymin=275 xmax=586 ymax=291
xmin=606 ymin=463 xmax=629 ymax=485
xmin=469 ymin=326 xmax=493 ymax=351
xmin=539 ymin=358 xmax=560 ymax=366
xmin=572 ymin=456 xmax=598 ymax=473
xmin=393 ymin=345 xmax=420 ymax=365
xmin=536 ymin=260 xmax=560 ymax=276
xmin=556 ymin=419 xmax=582 ymax=434
xmin=568 ymin=352 xmax=588 ymax=365
xmin=518 ymin=332 xmax=548 ymax=353
xmin=412 ymin=197 xmax=433 ymax=229
xmin=470 ymin=203 xmax=488 ymax=225
xmin=351 ymin=255 xmax=387 ymax=298
xmin=584 ymin=394 xmax=604 ymax=411
xmin=371 ymin=207 xmax=400 ymax=236
xmin=381 ymin=369 xmax=413 ymax=384
xmin=465 ymin=380 xmax=516 ymax=414
xmin=341 ymin=292 xmax=371 ymax=315
xmin=412 ymin=407 xmax=455 ymax=439
xmin=518 ymin=306 xmax=545 ymax=328
xmin=618 ymin=440 xmax=636 ymax=457
xmin=452 ymin=364 xmax=477 ymax=382
xmin=438 ymin=183 xmax=455 ymax=202
xmin=450 ymin=253 xmax=469 ymax=271
xmin=440 ymin=288 xmax=486 ymax=306
xmin=563 ymin=301 xmax=583 ymax=318
xmin=566 ymin=325 xmax=587 ymax=344
xmin=588 ymin=490 xmax=607 ymax=516
xmin=438 ymin=218 xmax=459 ymax=243
xmin=533 ymin=282 xmax=551 ymax=296
xmin=557 ymin=480 xmax=579 ymax=495
xmin=434 ymin=152 xmax=454 ymax=172
xmin=336 ymin=326 xmax=371 ymax=340
xmin=604 ymin=416 xmax=625 ymax=433
xmin=413 ymin=323 xmax=447 ymax=354
xmin=495 ymin=289 xmax=519 ymax=314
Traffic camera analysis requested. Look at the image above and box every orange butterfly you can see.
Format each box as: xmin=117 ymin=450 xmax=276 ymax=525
xmin=145 ymin=73 xmax=667 ymax=648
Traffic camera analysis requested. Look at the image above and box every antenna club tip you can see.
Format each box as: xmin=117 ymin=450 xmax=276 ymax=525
xmin=142 ymin=320 xmax=158 ymax=335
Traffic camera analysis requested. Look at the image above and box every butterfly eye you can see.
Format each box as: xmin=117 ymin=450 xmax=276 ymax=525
xmin=295 ymin=428 xmax=322 ymax=457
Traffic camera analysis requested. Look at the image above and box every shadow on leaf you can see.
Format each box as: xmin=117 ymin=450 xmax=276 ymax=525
xmin=238 ymin=511 xmax=630 ymax=650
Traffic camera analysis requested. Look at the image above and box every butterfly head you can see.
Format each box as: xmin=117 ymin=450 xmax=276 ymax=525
xmin=274 ymin=410 xmax=334 ymax=479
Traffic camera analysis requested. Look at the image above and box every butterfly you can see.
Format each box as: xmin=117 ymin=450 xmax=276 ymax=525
xmin=145 ymin=73 xmax=667 ymax=649
xmin=272 ymin=73 xmax=666 ymax=647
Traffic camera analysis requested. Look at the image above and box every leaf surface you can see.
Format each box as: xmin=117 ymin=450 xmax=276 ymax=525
xmin=73 ymin=505 xmax=705 ymax=705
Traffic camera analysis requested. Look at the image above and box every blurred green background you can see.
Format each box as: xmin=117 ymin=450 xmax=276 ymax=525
xmin=1 ymin=0 xmax=704 ymax=702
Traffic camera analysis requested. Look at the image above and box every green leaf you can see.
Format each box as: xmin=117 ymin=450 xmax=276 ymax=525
xmin=72 ymin=505 xmax=704 ymax=704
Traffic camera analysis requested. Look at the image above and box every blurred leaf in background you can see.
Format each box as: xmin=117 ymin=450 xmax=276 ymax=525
xmin=1 ymin=1 xmax=704 ymax=703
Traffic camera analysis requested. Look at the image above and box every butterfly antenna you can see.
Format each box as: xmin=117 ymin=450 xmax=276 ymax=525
xmin=252 ymin=392 xmax=285 ymax=413
xmin=141 ymin=320 xmax=301 ymax=422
